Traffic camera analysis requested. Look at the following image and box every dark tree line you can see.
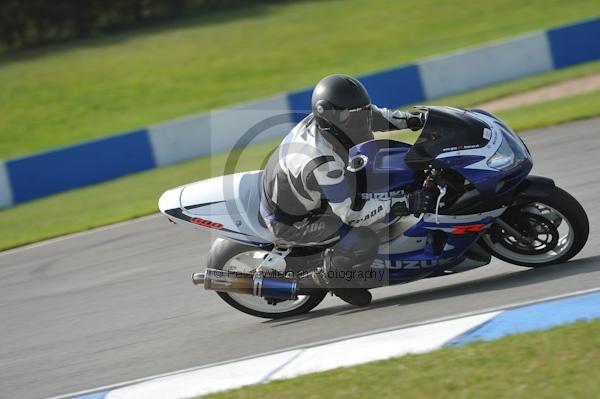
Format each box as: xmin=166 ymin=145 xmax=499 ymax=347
xmin=0 ymin=0 xmax=283 ymax=52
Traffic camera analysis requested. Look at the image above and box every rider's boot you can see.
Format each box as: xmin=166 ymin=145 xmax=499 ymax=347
xmin=320 ymin=247 xmax=374 ymax=306
xmin=333 ymin=287 xmax=372 ymax=306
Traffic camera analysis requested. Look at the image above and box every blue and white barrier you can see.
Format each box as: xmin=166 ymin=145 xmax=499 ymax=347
xmin=147 ymin=95 xmax=295 ymax=166
xmin=417 ymin=32 xmax=554 ymax=99
xmin=6 ymin=129 xmax=155 ymax=204
xmin=2 ymin=17 xmax=600 ymax=208
xmin=0 ymin=161 xmax=13 ymax=207
xmin=60 ymin=289 xmax=600 ymax=399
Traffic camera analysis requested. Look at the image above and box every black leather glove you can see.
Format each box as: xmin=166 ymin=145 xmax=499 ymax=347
xmin=390 ymin=196 xmax=410 ymax=218
xmin=410 ymin=189 xmax=436 ymax=215
xmin=406 ymin=112 xmax=425 ymax=131
xmin=390 ymin=201 xmax=409 ymax=218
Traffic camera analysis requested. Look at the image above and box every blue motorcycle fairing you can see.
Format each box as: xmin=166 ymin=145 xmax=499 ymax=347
xmin=428 ymin=109 xmax=533 ymax=212
xmin=347 ymin=139 xmax=417 ymax=195
xmin=375 ymin=209 xmax=503 ymax=282
xmin=345 ymin=106 xmax=533 ymax=283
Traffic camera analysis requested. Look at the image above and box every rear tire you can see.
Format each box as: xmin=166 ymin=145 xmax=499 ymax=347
xmin=207 ymin=239 xmax=327 ymax=319
xmin=480 ymin=186 xmax=589 ymax=267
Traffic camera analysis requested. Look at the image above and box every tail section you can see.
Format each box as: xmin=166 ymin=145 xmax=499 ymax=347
xmin=159 ymin=171 xmax=274 ymax=246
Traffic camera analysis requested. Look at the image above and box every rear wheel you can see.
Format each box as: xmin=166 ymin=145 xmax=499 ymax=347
xmin=480 ymin=187 xmax=589 ymax=267
xmin=207 ymin=239 xmax=327 ymax=319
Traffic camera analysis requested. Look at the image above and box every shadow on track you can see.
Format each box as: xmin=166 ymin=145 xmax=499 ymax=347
xmin=267 ymin=255 xmax=600 ymax=326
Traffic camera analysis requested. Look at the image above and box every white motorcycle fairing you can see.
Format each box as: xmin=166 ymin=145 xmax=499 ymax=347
xmin=158 ymin=171 xmax=275 ymax=246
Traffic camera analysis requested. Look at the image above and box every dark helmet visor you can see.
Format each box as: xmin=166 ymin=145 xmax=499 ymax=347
xmin=333 ymin=104 xmax=372 ymax=143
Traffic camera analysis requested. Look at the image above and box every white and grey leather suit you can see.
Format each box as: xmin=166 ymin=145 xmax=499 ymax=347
xmin=260 ymin=105 xmax=416 ymax=245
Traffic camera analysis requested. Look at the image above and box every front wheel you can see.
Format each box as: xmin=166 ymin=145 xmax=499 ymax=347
xmin=207 ymin=239 xmax=327 ymax=319
xmin=479 ymin=186 xmax=589 ymax=267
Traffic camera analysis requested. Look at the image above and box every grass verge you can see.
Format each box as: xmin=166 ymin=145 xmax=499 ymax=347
xmin=200 ymin=318 xmax=600 ymax=399
xmin=429 ymin=59 xmax=600 ymax=107
xmin=1 ymin=0 xmax=599 ymax=159
xmin=1 ymin=88 xmax=600 ymax=251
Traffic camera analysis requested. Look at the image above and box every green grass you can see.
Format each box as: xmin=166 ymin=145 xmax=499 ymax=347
xmin=1 ymin=0 xmax=599 ymax=159
xmin=2 ymin=88 xmax=600 ymax=251
xmin=429 ymin=59 xmax=600 ymax=107
xmin=494 ymin=90 xmax=600 ymax=131
xmin=201 ymin=318 xmax=600 ymax=399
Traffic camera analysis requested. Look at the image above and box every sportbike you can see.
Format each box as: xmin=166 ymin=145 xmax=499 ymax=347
xmin=159 ymin=106 xmax=589 ymax=318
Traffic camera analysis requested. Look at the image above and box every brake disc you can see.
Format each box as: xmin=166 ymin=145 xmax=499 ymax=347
xmin=495 ymin=213 xmax=559 ymax=255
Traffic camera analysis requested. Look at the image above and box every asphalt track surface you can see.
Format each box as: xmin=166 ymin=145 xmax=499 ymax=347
xmin=2 ymin=118 xmax=600 ymax=399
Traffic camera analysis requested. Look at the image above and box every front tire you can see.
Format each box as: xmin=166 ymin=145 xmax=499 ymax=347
xmin=480 ymin=186 xmax=589 ymax=267
xmin=207 ymin=239 xmax=327 ymax=319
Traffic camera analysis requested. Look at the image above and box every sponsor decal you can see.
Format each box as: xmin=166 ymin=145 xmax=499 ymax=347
xmin=451 ymin=223 xmax=487 ymax=235
xmin=360 ymin=190 xmax=406 ymax=200
xmin=442 ymin=144 xmax=480 ymax=152
xmin=305 ymin=221 xmax=326 ymax=233
xmin=483 ymin=128 xmax=492 ymax=140
xmin=189 ymin=217 xmax=224 ymax=230
xmin=164 ymin=208 xmax=243 ymax=234
xmin=349 ymin=204 xmax=384 ymax=225
xmin=372 ymin=257 xmax=457 ymax=270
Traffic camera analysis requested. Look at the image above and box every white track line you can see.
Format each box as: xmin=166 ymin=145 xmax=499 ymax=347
xmin=107 ymin=312 xmax=502 ymax=399
xmin=48 ymin=286 xmax=600 ymax=399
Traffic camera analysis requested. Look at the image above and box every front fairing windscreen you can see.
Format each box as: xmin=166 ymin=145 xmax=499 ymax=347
xmin=405 ymin=107 xmax=489 ymax=171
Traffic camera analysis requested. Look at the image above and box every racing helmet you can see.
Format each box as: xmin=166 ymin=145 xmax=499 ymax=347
xmin=311 ymin=74 xmax=374 ymax=149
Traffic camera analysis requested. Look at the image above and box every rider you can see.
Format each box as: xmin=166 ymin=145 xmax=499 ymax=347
xmin=260 ymin=74 xmax=431 ymax=306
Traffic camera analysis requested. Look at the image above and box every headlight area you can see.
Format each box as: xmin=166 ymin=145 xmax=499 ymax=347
xmin=487 ymin=135 xmax=515 ymax=170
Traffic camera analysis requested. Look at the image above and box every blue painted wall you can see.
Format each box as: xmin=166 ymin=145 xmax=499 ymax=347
xmin=7 ymin=130 xmax=155 ymax=203
xmin=548 ymin=17 xmax=600 ymax=68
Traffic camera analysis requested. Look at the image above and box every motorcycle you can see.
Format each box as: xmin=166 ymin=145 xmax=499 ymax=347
xmin=158 ymin=106 xmax=589 ymax=319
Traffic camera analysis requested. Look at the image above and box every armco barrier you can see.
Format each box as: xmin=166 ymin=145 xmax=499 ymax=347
xmin=548 ymin=17 xmax=600 ymax=68
xmin=6 ymin=129 xmax=155 ymax=203
xmin=147 ymin=94 xmax=295 ymax=167
xmin=0 ymin=161 xmax=13 ymax=207
xmin=417 ymin=32 xmax=554 ymax=99
xmin=1 ymin=16 xmax=599 ymax=208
